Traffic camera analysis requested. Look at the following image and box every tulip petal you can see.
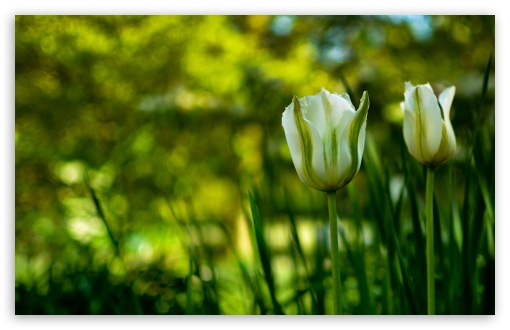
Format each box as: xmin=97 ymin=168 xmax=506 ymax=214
xmin=403 ymin=82 xmax=416 ymax=111
xmin=328 ymin=110 xmax=354 ymax=188
xmin=356 ymin=121 xmax=367 ymax=172
xmin=282 ymin=99 xmax=311 ymax=186
xmin=320 ymin=90 xmax=356 ymax=185
xmin=283 ymin=89 xmax=369 ymax=192
xmin=313 ymin=88 xmax=352 ymax=135
xmin=303 ymin=91 xmax=327 ymax=138
xmin=330 ymin=93 xmax=356 ymax=115
xmin=413 ymin=84 xmax=443 ymax=160
xmin=444 ymin=119 xmax=456 ymax=157
xmin=333 ymin=125 xmax=353 ymax=189
xmin=433 ymin=122 xmax=449 ymax=165
xmin=402 ymin=82 xmax=456 ymax=166
xmin=345 ymin=91 xmax=369 ymax=182
xmin=335 ymin=93 xmax=357 ymax=112
xmin=403 ymin=107 xmax=419 ymax=161
xmin=282 ymin=96 xmax=326 ymax=190
xmin=302 ymin=116 xmax=328 ymax=185
xmin=438 ymin=86 xmax=456 ymax=120
xmin=431 ymin=121 xmax=456 ymax=166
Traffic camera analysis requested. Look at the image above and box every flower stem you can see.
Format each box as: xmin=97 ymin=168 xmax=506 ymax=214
xmin=426 ymin=167 xmax=435 ymax=315
xmin=327 ymin=191 xmax=342 ymax=315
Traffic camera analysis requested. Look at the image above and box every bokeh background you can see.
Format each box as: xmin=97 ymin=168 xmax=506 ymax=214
xmin=15 ymin=15 xmax=495 ymax=315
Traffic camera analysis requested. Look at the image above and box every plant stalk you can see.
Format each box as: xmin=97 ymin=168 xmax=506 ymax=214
xmin=426 ymin=167 xmax=436 ymax=315
xmin=327 ymin=191 xmax=342 ymax=315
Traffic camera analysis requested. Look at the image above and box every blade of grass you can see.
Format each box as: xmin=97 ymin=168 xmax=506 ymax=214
xmin=347 ymin=184 xmax=372 ymax=314
xmin=460 ymin=54 xmax=494 ymax=314
xmin=312 ymin=223 xmax=328 ymax=315
xmin=364 ymin=136 xmax=420 ymax=314
xmin=248 ymin=191 xmax=284 ymax=314
xmin=469 ymin=53 xmax=493 ymax=164
xmin=284 ymin=190 xmax=318 ymax=312
xmin=288 ymin=246 xmax=306 ymax=314
xmin=185 ymin=206 xmax=221 ymax=315
xmin=84 ymin=173 xmax=143 ymax=315
xmin=362 ymin=139 xmax=391 ymax=313
xmin=445 ymin=163 xmax=459 ymax=314
xmin=284 ymin=191 xmax=311 ymax=278
xmin=460 ymin=162 xmax=474 ymax=314
xmin=185 ymin=256 xmax=195 ymax=314
xmin=476 ymin=166 xmax=495 ymax=223
xmin=215 ymin=221 xmax=261 ymax=314
xmin=390 ymin=178 xmax=420 ymax=314
xmin=238 ymin=195 xmax=270 ymax=315
xmin=84 ymin=173 xmax=121 ymax=258
xmin=401 ymin=145 xmax=426 ymax=310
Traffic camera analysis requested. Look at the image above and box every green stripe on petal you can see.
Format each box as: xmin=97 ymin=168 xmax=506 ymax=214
xmin=330 ymin=128 xmax=338 ymax=167
xmin=413 ymin=87 xmax=426 ymax=161
xmin=292 ymin=96 xmax=323 ymax=188
xmin=432 ymin=122 xmax=450 ymax=165
xmin=346 ymin=91 xmax=369 ymax=181
xmin=430 ymin=121 xmax=455 ymax=166
xmin=320 ymin=91 xmax=339 ymax=174
xmin=415 ymin=85 xmax=443 ymax=161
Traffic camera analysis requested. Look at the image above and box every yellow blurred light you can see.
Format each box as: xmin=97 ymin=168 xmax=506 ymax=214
xmin=131 ymin=128 xmax=155 ymax=154
xmin=56 ymin=160 xmax=86 ymax=185
xmin=248 ymin=15 xmax=269 ymax=31
xmin=267 ymin=222 xmax=290 ymax=250
xmin=108 ymin=258 xmax=126 ymax=277
xmin=388 ymin=28 xmax=409 ymax=48
xmin=232 ymin=124 xmax=263 ymax=175
xmin=271 ymin=255 xmax=293 ymax=277
xmin=194 ymin=177 xmax=237 ymax=218
xmin=297 ymin=220 xmax=316 ymax=252
xmin=235 ymin=211 xmax=253 ymax=259
xmin=89 ymin=165 xmax=116 ymax=190
xmin=382 ymin=102 xmax=405 ymax=123
xmin=200 ymin=224 xmax=227 ymax=247
xmin=66 ymin=217 xmax=107 ymax=243
xmin=200 ymin=265 xmax=213 ymax=282
xmin=452 ymin=23 xmax=471 ymax=44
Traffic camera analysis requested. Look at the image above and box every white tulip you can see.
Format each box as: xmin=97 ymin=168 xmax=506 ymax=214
xmin=282 ymin=88 xmax=369 ymax=192
xmin=402 ymin=82 xmax=456 ymax=166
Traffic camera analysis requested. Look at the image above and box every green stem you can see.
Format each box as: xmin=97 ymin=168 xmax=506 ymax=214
xmin=327 ymin=191 xmax=342 ymax=315
xmin=426 ymin=167 xmax=435 ymax=315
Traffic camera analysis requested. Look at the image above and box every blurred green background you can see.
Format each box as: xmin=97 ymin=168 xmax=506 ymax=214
xmin=15 ymin=15 xmax=495 ymax=315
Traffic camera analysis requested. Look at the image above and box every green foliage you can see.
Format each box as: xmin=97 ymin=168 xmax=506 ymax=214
xmin=15 ymin=15 xmax=495 ymax=315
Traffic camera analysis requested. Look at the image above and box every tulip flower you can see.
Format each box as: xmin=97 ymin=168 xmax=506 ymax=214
xmin=402 ymin=82 xmax=456 ymax=167
xmin=401 ymin=81 xmax=456 ymax=315
xmin=282 ymin=87 xmax=369 ymax=315
xmin=282 ymin=88 xmax=370 ymax=192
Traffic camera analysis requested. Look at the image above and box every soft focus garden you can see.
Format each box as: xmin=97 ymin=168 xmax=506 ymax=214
xmin=15 ymin=15 xmax=495 ymax=315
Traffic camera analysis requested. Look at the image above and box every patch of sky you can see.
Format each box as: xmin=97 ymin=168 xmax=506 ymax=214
xmin=323 ymin=46 xmax=352 ymax=66
xmin=272 ymin=16 xmax=295 ymax=36
xmin=320 ymin=26 xmax=352 ymax=66
xmin=385 ymin=15 xmax=433 ymax=41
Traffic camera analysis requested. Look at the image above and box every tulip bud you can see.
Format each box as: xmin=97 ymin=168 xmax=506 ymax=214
xmin=401 ymin=82 xmax=456 ymax=167
xmin=282 ymin=88 xmax=369 ymax=192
